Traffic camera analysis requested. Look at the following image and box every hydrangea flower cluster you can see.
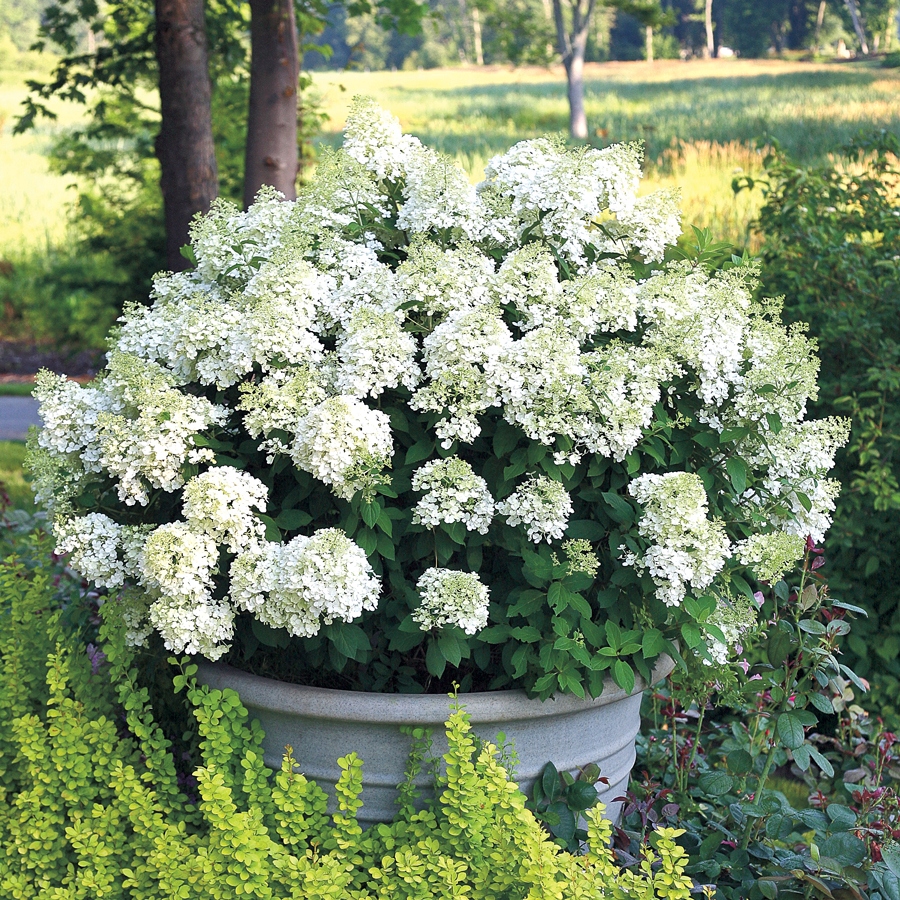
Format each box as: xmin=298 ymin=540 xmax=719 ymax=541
xmin=181 ymin=466 xmax=268 ymax=553
xmin=736 ymin=532 xmax=807 ymax=584
xmin=622 ymin=473 xmax=731 ymax=609
xmin=54 ymin=513 xmax=147 ymax=590
xmin=411 ymin=458 xmax=495 ymax=534
xmin=704 ymin=596 xmax=758 ymax=666
xmin=29 ymin=98 xmax=847 ymax=684
xmin=230 ymin=529 xmax=380 ymax=638
xmin=497 ymin=475 xmax=573 ymax=543
xmin=291 ymin=396 xmax=393 ymax=499
xmin=413 ymin=568 xmax=491 ymax=635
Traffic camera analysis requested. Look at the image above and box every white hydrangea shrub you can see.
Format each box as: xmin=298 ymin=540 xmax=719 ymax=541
xmin=29 ymin=98 xmax=847 ymax=689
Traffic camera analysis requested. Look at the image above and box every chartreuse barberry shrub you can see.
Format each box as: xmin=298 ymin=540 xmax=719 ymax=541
xmin=0 ymin=558 xmax=698 ymax=899
xmin=29 ymin=98 xmax=847 ymax=698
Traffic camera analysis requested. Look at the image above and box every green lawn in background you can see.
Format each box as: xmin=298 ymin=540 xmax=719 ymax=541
xmin=0 ymin=441 xmax=33 ymax=512
xmin=0 ymin=382 xmax=35 ymax=396
xmin=2 ymin=58 xmax=898 ymax=258
xmin=0 ymin=67 xmax=87 ymax=258
xmin=313 ymin=59 xmax=900 ymax=247
xmin=0 ymin=58 xmax=897 ymax=369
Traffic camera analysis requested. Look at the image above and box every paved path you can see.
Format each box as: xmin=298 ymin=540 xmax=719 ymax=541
xmin=0 ymin=397 xmax=41 ymax=441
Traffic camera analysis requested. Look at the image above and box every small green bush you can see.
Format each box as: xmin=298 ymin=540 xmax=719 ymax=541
xmin=737 ymin=132 xmax=900 ymax=724
xmin=0 ymin=250 xmax=131 ymax=351
xmin=0 ymin=556 xmax=695 ymax=899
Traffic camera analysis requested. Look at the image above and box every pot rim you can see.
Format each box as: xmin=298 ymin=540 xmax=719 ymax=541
xmin=196 ymin=654 xmax=674 ymax=726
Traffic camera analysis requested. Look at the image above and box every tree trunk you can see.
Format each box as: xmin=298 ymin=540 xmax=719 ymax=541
xmin=645 ymin=24 xmax=653 ymax=62
xmin=244 ymin=0 xmax=299 ymax=208
xmin=844 ymin=0 xmax=869 ymax=54
xmin=552 ymin=0 xmax=595 ymax=140
xmin=472 ymin=6 xmax=484 ymax=65
xmin=705 ymin=0 xmax=714 ymax=57
xmin=564 ymin=53 xmax=588 ymax=139
xmin=884 ymin=1 xmax=898 ymax=51
xmin=814 ymin=0 xmax=826 ymax=51
xmin=456 ymin=0 xmax=471 ymax=61
xmin=155 ymin=0 xmax=218 ymax=272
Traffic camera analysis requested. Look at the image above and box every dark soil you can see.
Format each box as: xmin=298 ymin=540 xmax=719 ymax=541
xmin=0 ymin=341 xmax=104 ymax=379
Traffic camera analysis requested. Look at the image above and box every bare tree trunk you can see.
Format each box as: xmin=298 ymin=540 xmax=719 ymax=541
xmin=645 ymin=25 xmax=653 ymax=62
xmin=244 ymin=0 xmax=299 ymax=208
xmin=155 ymin=0 xmax=218 ymax=272
xmin=472 ymin=6 xmax=484 ymax=65
xmin=564 ymin=54 xmax=587 ymax=138
xmin=456 ymin=0 xmax=471 ymax=61
xmin=884 ymin=1 xmax=898 ymax=50
xmin=844 ymin=0 xmax=869 ymax=54
xmin=814 ymin=0 xmax=826 ymax=50
xmin=705 ymin=0 xmax=714 ymax=57
xmin=552 ymin=0 xmax=596 ymax=140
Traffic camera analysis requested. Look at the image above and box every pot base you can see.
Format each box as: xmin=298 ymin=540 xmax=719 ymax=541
xmin=197 ymin=657 xmax=673 ymax=826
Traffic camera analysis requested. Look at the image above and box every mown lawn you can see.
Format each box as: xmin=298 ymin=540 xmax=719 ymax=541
xmin=0 ymin=382 xmax=35 ymax=396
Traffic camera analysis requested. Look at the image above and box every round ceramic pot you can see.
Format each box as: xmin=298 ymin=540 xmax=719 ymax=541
xmin=197 ymin=655 xmax=674 ymax=827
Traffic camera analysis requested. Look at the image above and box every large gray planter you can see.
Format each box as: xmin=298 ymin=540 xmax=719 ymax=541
xmin=197 ymin=656 xmax=673 ymax=827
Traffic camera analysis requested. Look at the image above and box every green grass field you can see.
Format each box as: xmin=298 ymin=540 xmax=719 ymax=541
xmin=0 ymin=66 xmax=86 ymax=258
xmin=2 ymin=58 xmax=897 ymax=260
xmin=311 ymin=59 xmax=900 ymax=246
xmin=0 ymin=382 xmax=35 ymax=396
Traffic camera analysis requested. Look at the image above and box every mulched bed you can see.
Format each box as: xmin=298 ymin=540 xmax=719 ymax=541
xmin=0 ymin=341 xmax=104 ymax=380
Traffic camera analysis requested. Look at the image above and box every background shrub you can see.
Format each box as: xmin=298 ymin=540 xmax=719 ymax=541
xmin=738 ymin=131 xmax=900 ymax=723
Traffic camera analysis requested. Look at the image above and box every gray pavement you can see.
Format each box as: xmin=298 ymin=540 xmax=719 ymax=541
xmin=0 ymin=397 xmax=41 ymax=441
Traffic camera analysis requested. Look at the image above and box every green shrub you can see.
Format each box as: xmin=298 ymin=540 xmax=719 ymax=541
xmin=621 ymin=544 xmax=900 ymax=900
xmin=736 ymin=132 xmax=900 ymax=724
xmin=0 ymin=250 xmax=134 ymax=351
xmin=0 ymin=441 xmax=34 ymax=513
xmin=0 ymin=556 xmax=696 ymax=899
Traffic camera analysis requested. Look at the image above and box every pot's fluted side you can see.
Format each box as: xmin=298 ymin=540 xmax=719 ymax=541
xmin=197 ymin=655 xmax=674 ymax=826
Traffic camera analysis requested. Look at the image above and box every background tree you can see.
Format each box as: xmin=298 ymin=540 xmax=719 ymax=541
xmin=0 ymin=0 xmax=44 ymax=50
xmin=551 ymin=0 xmax=599 ymax=139
xmin=612 ymin=0 xmax=674 ymax=62
xmin=18 ymin=0 xmax=427 ymax=268
xmin=836 ymin=0 xmax=898 ymax=51
xmin=16 ymin=0 xmax=247 ymax=270
xmin=244 ymin=0 xmax=299 ymax=204
xmin=475 ymin=0 xmax=556 ymax=65
xmin=552 ymin=0 xmax=669 ymax=139
xmin=156 ymin=0 xmax=219 ymax=269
